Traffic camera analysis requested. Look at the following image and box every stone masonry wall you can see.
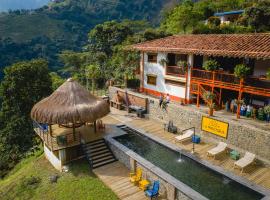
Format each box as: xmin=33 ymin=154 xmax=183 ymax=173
xmin=109 ymin=86 xmax=270 ymax=163
xmin=148 ymin=97 xmax=270 ymax=164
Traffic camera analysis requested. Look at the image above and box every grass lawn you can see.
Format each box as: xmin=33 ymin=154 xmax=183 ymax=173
xmin=0 ymin=150 xmax=119 ymax=200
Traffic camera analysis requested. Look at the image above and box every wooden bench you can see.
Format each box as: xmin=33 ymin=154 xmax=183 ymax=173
xmin=110 ymin=90 xmax=148 ymax=116
xmin=110 ymin=100 xmax=122 ymax=110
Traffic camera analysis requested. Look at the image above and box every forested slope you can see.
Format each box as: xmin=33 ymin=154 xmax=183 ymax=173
xmin=0 ymin=0 xmax=179 ymax=77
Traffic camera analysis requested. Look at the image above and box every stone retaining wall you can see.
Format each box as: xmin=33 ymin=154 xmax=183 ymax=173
xmin=109 ymin=86 xmax=270 ymax=164
xmin=148 ymin=98 xmax=270 ymax=164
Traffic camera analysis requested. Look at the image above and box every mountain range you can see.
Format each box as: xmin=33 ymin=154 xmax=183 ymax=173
xmin=0 ymin=0 xmax=50 ymax=12
xmin=0 ymin=0 xmax=179 ymax=77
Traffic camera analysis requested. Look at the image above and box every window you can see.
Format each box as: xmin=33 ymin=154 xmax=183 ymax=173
xmin=165 ymin=79 xmax=186 ymax=87
xmin=147 ymin=74 xmax=157 ymax=85
xmin=168 ymin=53 xmax=187 ymax=66
xmin=148 ymin=53 xmax=158 ymax=63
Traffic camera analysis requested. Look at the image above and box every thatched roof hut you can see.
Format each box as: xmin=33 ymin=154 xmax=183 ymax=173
xmin=31 ymin=78 xmax=110 ymax=125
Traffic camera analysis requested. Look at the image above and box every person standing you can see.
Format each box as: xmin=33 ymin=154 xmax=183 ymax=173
xmin=159 ymin=94 xmax=164 ymax=108
xmin=166 ymin=93 xmax=171 ymax=105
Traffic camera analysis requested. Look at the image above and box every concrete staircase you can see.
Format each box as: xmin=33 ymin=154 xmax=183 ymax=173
xmin=82 ymin=139 xmax=117 ymax=169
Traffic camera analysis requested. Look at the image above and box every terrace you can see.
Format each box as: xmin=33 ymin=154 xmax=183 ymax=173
xmin=191 ymin=68 xmax=270 ymax=98
xmin=107 ymin=108 xmax=270 ymax=194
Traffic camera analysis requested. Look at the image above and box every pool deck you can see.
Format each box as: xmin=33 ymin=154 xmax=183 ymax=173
xmin=93 ymin=162 xmax=148 ymax=200
xmin=104 ymin=108 xmax=270 ymax=192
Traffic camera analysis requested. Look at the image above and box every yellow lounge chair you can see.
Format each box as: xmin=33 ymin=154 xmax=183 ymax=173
xmin=130 ymin=168 xmax=142 ymax=184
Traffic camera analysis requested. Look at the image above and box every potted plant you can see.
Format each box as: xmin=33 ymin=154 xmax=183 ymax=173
xmin=234 ymin=64 xmax=250 ymax=79
xmin=202 ymin=91 xmax=216 ymax=116
xmin=264 ymin=105 xmax=270 ymax=122
xmin=257 ymin=108 xmax=265 ymax=121
xmin=202 ymin=60 xmax=219 ymax=71
xmin=177 ymin=60 xmax=188 ymax=74
xmin=159 ymin=58 xmax=168 ymax=66
xmin=252 ymin=108 xmax=257 ymax=119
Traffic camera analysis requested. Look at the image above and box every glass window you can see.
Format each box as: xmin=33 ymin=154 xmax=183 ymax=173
xmin=147 ymin=75 xmax=157 ymax=85
xmin=148 ymin=53 xmax=158 ymax=63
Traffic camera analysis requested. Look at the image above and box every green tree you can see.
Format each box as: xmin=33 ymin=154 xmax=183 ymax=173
xmin=88 ymin=21 xmax=133 ymax=57
xmin=161 ymin=0 xmax=203 ymax=34
xmin=59 ymin=51 xmax=87 ymax=81
xmin=0 ymin=59 xmax=52 ymax=177
xmin=50 ymin=72 xmax=65 ymax=91
xmin=242 ymin=0 xmax=270 ymax=32
xmin=111 ymin=46 xmax=140 ymax=87
xmin=85 ymin=64 xmax=102 ymax=92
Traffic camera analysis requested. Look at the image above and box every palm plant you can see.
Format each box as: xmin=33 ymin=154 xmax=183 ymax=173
xmin=85 ymin=64 xmax=102 ymax=92
xmin=202 ymin=91 xmax=216 ymax=116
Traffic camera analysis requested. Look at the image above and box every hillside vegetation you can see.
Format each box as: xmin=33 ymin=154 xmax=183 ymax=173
xmin=0 ymin=150 xmax=118 ymax=200
xmin=0 ymin=0 xmax=178 ymax=77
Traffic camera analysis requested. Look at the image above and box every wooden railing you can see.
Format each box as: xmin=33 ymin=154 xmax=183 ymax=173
xmin=33 ymin=121 xmax=80 ymax=151
xmin=166 ymin=66 xmax=186 ymax=77
xmin=191 ymin=68 xmax=270 ymax=97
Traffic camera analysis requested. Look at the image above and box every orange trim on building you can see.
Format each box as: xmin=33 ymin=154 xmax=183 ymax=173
xmin=140 ymin=87 xmax=185 ymax=102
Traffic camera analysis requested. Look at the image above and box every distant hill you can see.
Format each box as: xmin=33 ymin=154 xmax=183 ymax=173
xmin=0 ymin=0 xmax=179 ymax=78
xmin=0 ymin=0 xmax=50 ymax=12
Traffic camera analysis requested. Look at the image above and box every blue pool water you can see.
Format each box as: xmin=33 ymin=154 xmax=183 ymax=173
xmin=114 ymin=126 xmax=264 ymax=200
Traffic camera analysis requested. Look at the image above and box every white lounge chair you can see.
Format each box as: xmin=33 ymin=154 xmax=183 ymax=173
xmin=175 ymin=129 xmax=194 ymax=143
xmin=207 ymin=142 xmax=227 ymax=159
xmin=234 ymin=152 xmax=256 ymax=173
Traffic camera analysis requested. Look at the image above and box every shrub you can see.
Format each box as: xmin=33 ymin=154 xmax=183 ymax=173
xmin=208 ymin=16 xmax=221 ymax=26
xmin=264 ymin=105 xmax=270 ymax=115
xmin=21 ymin=176 xmax=41 ymax=189
xmin=203 ymin=60 xmax=219 ymax=71
xmin=234 ymin=64 xmax=250 ymax=79
xmin=258 ymin=108 xmax=265 ymax=120
xmin=127 ymin=79 xmax=140 ymax=89
xmin=267 ymin=68 xmax=270 ymax=80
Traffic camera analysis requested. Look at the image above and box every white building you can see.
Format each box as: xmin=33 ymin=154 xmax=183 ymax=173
xmin=133 ymin=34 xmax=270 ymax=107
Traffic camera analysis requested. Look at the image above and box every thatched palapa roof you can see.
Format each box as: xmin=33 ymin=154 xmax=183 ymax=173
xmin=31 ymin=78 xmax=110 ymax=124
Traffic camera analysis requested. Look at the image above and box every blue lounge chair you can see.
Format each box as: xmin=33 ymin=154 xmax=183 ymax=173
xmin=145 ymin=181 xmax=159 ymax=199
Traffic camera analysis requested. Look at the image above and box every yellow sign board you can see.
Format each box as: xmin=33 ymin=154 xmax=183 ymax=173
xmin=201 ymin=116 xmax=229 ymax=138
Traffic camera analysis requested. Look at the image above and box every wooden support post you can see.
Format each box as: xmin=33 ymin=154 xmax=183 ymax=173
xmin=140 ymin=52 xmax=145 ymax=92
xmin=72 ymin=123 xmax=76 ymax=141
xmin=197 ymin=84 xmax=200 ymax=107
xmin=219 ymin=88 xmax=222 ymax=107
xmin=48 ymin=124 xmax=53 ymax=151
xmin=184 ymin=69 xmax=188 ymax=104
xmin=94 ymin=121 xmax=97 ymax=133
xmin=212 ymin=71 xmax=216 ymax=93
xmin=237 ymin=78 xmax=244 ymax=119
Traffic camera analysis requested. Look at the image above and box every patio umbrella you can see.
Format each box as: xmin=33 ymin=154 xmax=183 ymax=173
xmin=31 ymin=78 xmax=110 ymax=129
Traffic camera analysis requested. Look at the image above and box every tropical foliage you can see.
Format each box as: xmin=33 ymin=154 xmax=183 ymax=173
xmin=0 ymin=59 xmax=52 ymax=177
xmin=234 ymin=64 xmax=250 ymax=78
xmin=203 ymin=60 xmax=219 ymax=71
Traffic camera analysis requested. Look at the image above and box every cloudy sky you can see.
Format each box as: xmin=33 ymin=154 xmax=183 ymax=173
xmin=0 ymin=0 xmax=50 ymax=12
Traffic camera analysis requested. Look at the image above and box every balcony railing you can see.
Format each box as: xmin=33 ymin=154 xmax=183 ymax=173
xmin=191 ymin=68 xmax=270 ymax=97
xmin=33 ymin=121 xmax=81 ymax=150
xmin=166 ymin=66 xmax=186 ymax=77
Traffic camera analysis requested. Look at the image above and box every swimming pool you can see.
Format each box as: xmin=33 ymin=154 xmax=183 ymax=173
xmin=113 ymin=126 xmax=265 ymax=200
